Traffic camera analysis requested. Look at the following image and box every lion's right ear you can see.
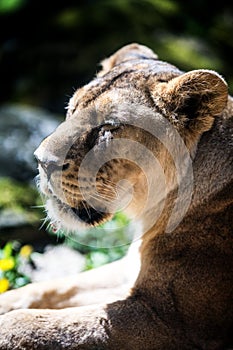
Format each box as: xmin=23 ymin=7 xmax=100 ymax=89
xmin=98 ymin=43 xmax=158 ymax=77
xmin=152 ymin=69 xmax=228 ymax=136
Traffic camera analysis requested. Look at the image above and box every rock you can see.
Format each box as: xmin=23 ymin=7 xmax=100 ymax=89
xmin=0 ymin=104 xmax=60 ymax=181
xmin=0 ymin=104 xmax=59 ymax=238
xmin=0 ymin=209 xmax=30 ymax=229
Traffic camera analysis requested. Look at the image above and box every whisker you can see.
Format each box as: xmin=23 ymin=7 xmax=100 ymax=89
xmin=81 ymin=200 xmax=92 ymax=220
xmin=102 ymin=179 xmax=129 ymax=193
xmin=31 ymin=205 xmax=46 ymax=209
xmin=39 ymin=216 xmax=49 ymax=231
xmin=89 ymin=191 xmax=116 ymax=202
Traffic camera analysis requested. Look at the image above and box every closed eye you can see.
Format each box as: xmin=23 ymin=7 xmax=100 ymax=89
xmin=100 ymin=122 xmax=122 ymax=132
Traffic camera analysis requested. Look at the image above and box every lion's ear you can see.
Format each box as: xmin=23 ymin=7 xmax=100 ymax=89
xmin=158 ymin=70 xmax=228 ymax=133
xmin=98 ymin=43 xmax=158 ymax=76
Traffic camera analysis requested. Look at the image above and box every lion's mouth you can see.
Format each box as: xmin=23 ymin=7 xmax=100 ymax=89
xmin=71 ymin=204 xmax=111 ymax=226
xmin=48 ymin=194 xmax=112 ymax=230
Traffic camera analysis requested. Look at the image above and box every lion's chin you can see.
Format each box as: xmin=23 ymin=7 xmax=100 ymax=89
xmin=45 ymin=197 xmax=112 ymax=233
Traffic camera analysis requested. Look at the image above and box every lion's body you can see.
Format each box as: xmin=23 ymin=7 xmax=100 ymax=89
xmin=0 ymin=44 xmax=232 ymax=349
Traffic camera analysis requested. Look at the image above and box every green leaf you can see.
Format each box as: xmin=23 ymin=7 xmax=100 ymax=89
xmin=3 ymin=242 xmax=13 ymax=259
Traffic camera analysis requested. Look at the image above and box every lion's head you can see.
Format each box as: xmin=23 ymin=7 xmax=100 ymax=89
xmin=34 ymin=43 xmax=228 ymax=234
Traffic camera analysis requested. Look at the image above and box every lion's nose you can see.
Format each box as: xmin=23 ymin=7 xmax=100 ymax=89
xmin=39 ymin=160 xmax=63 ymax=179
xmin=34 ymin=146 xmax=63 ymax=179
xmin=35 ymin=156 xmax=62 ymax=180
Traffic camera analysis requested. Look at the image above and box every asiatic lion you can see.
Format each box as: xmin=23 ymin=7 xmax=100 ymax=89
xmin=0 ymin=43 xmax=232 ymax=349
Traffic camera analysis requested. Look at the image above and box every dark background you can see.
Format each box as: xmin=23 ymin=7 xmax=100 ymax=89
xmin=1 ymin=0 xmax=233 ymax=114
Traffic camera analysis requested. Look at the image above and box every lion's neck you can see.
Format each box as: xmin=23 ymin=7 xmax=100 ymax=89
xmin=139 ymin=99 xmax=233 ymax=243
xmin=132 ymin=110 xmax=233 ymax=348
xmin=135 ymin=105 xmax=233 ymax=287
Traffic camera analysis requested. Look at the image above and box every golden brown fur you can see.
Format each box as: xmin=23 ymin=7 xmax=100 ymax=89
xmin=0 ymin=43 xmax=232 ymax=349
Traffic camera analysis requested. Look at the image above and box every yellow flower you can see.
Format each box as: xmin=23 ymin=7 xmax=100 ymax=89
xmin=0 ymin=278 xmax=10 ymax=293
xmin=19 ymin=245 xmax=33 ymax=258
xmin=0 ymin=257 xmax=15 ymax=271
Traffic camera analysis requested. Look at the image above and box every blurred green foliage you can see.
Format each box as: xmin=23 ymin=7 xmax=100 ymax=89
xmin=0 ymin=177 xmax=42 ymax=223
xmin=0 ymin=241 xmax=32 ymax=292
xmin=0 ymin=0 xmax=25 ymax=13
xmin=0 ymin=177 xmax=38 ymax=211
